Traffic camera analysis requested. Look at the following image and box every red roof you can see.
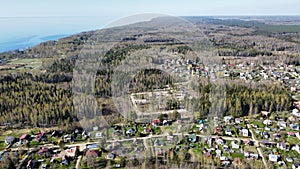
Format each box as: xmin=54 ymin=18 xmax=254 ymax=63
xmin=20 ymin=134 xmax=28 ymax=140
xmin=152 ymin=119 xmax=160 ymax=123
xmin=85 ymin=150 xmax=100 ymax=157
xmin=38 ymin=147 xmax=49 ymax=154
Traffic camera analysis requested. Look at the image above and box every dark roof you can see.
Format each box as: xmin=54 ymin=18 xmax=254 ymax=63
xmin=5 ymin=136 xmax=15 ymax=144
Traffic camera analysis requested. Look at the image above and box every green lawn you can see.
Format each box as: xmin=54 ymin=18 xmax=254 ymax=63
xmin=232 ymin=152 xmax=244 ymax=159
xmin=287 ymin=137 xmax=300 ymax=145
xmin=251 ymin=120 xmax=263 ymax=128
xmin=244 ymin=146 xmax=258 ymax=153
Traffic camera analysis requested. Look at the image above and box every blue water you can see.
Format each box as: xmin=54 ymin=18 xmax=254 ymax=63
xmin=0 ymin=16 xmax=111 ymax=52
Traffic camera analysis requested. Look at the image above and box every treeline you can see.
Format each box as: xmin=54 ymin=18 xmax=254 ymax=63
xmin=194 ymin=80 xmax=292 ymax=118
xmin=0 ymin=73 xmax=75 ymax=127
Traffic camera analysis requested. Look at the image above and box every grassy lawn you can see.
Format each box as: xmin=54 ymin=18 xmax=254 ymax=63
xmin=286 ymin=137 xmax=300 ymax=145
xmin=0 ymin=141 xmax=5 ymax=150
xmin=244 ymin=146 xmax=258 ymax=153
xmin=251 ymin=120 xmax=264 ymax=128
xmin=232 ymin=152 xmax=244 ymax=159
xmin=0 ymin=58 xmax=53 ymax=74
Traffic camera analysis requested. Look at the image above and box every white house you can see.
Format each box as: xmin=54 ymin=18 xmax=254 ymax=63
xmin=216 ymin=138 xmax=224 ymax=145
xmin=95 ymin=132 xmax=103 ymax=138
xmin=241 ymin=129 xmax=249 ymax=137
xmin=231 ymin=141 xmax=240 ymax=149
xmin=292 ymin=163 xmax=300 ymax=169
xmin=263 ymin=119 xmax=272 ymax=126
xmin=224 ymin=116 xmax=232 ymax=123
xmin=220 ymin=156 xmax=227 ymax=161
xmin=268 ymin=154 xmax=278 ymax=162
xmin=292 ymin=109 xmax=300 ymax=117
xmin=225 ymin=128 xmax=232 ymax=135
xmin=216 ymin=149 xmax=222 ymax=157
xmin=292 ymin=145 xmax=300 ymax=154
xmin=277 ymin=121 xmax=287 ymax=129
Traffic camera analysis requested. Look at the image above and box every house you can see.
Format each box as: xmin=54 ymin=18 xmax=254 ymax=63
xmin=223 ymin=145 xmax=229 ymax=151
xmin=36 ymin=132 xmax=47 ymax=142
xmin=93 ymin=126 xmax=99 ymax=131
xmin=288 ymin=132 xmax=295 ymax=137
xmin=87 ymin=143 xmax=99 ymax=150
xmin=51 ymin=130 xmax=59 ymax=137
xmin=264 ymin=126 xmax=271 ymax=131
xmin=235 ymin=118 xmax=241 ymax=124
xmin=66 ymin=147 xmax=77 ymax=157
xmin=5 ymin=136 xmax=16 ymax=145
xmin=215 ymin=125 xmax=223 ymax=135
xmin=143 ymin=127 xmax=151 ymax=134
xmin=269 ymin=154 xmax=278 ymax=162
xmin=225 ymin=128 xmax=232 ymax=135
xmin=20 ymin=134 xmax=30 ymax=142
xmin=292 ymin=109 xmax=300 ymax=117
xmin=231 ymin=141 xmax=240 ymax=149
xmin=216 ymin=149 xmax=222 ymax=157
xmin=250 ymin=153 xmax=259 ymax=159
xmin=188 ymin=134 xmax=197 ymax=143
xmin=288 ymin=116 xmax=296 ymax=122
xmin=198 ymin=119 xmax=205 ymax=124
xmin=296 ymin=132 xmax=300 ymax=140
xmin=216 ymin=137 xmax=224 ymax=145
xmin=233 ymin=158 xmax=242 ymax=166
xmin=277 ymin=142 xmax=289 ymax=151
xmin=292 ymin=145 xmax=300 ymax=154
xmin=95 ymin=132 xmax=103 ymax=138
xmin=220 ymin=156 xmax=227 ymax=161
xmin=167 ymin=135 xmax=174 ymax=142
xmin=251 ymin=123 xmax=258 ymax=128
xmin=278 ymin=121 xmax=287 ymax=129
xmin=27 ymin=160 xmax=37 ymax=169
xmin=64 ymin=134 xmax=72 ymax=142
xmin=62 ymin=155 xmax=69 ymax=165
xmin=293 ymin=163 xmax=300 ymax=169
xmin=154 ymin=139 xmax=166 ymax=146
xmin=40 ymin=164 xmax=47 ymax=169
xmin=241 ymin=129 xmax=249 ymax=137
xmin=224 ymin=116 xmax=232 ymax=123
xmin=244 ymin=152 xmax=250 ymax=158
xmin=290 ymin=123 xmax=299 ymax=131
xmin=106 ymin=153 xmax=116 ymax=160
xmin=261 ymin=132 xmax=270 ymax=139
xmin=198 ymin=123 xmax=204 ymax=131
xmin=82 ymin=131 xmax=88 ymax=139
xmin=262 ymin=111 xmax=271 ymax=118
xmin=162 ymin=120 xmax=168 ymax=125
xmin=126 ymin=128 xmax=135 ymax=136
xmin=286 ymin=157 xmax=293 ymax=163
xmin=155 ymin=148 xmax=165 ymax=156
xmin=85 ymin=149 xmax=101 ymax=158
xmin=152 ymin=119 xmax=161 ymax=126
xmin=263 ymin=119 xmax=272 ymax=126
xmin=291 ymin=87 xmax=297 ymax=92
xmin=38 ymin=147 xmax=50 ymax=156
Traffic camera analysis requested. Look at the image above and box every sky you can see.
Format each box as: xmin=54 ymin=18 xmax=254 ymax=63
xmin=1 ymin=0 xmax=300 ymax=52
xmin=1 ymin=0 xmax=300 ymax=18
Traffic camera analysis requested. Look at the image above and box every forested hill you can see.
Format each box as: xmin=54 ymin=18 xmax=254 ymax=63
xmin=0 ymin=17 xmax=294 ymax=130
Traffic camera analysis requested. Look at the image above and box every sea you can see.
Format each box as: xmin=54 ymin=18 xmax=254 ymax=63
xmin=0 ymin=16 xmax=112 ymax=53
